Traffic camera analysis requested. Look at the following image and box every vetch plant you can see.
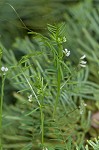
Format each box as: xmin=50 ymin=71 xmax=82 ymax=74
xmin=1 ymin=23 xmax=99 ymax=149
xmin=46 ymin=23 xmax=72 ymax=118
xmin=0 ymin=1 xmax=98 ymax=149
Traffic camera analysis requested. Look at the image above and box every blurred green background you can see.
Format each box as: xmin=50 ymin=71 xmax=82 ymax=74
xmin=0 ymin=0 xmax=97 ymax=47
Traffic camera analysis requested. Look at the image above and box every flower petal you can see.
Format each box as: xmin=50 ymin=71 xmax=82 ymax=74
xmin=80 ymin=55 xmax=86 ymax=60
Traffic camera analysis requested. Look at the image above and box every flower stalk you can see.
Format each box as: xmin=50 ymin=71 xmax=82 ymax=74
xmin=53 ymin=44 xmax=63 ymax=118
xmin=0 ymin=66 xmax=8 ymax=149
xmin=0 ymin=76 xmax=5 ymax=150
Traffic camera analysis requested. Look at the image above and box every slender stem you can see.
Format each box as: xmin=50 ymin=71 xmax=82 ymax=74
xmin=40 ymin=88 xmax=44 ymax=146
xmin=40 ymin=105 xmax=44 ymax=145
xmin=53 ymin=64 xmax=61 ymax=117
xmin=0 ymin=76 xmax=5 ymax=150
xmin=53 ymin=44 xmax=63 ymax=118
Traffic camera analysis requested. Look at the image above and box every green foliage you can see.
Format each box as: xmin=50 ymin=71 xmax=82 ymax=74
xmin=0 ymin=23 xmax=99 ymax=149
xmin=0 ymin=0 xmax=69 ymax=47
xmin=87 ymin=137 xmax=99 ymax=150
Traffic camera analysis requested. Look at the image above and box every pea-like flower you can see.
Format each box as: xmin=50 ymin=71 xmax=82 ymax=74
xmin=28 ymin=94 xmax=32 ymax=102
xmin=80 ymin=54 xmax=86 ymax=60
xmin=1 ymin=66 xmax=8 ymax=75
xmin=63 ymin=48 xmax=70 ymax=57
xmin=79 ymin=55 xmax=87 ymax=67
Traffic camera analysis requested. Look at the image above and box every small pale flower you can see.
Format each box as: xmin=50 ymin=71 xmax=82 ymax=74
xmin=1 ymin=66 xmax=8 ymax=75
xmin=79 ymin=64 xmax=86 ymax=67
xmin=4 ymin=67 xmax=8 ymax=71
xmin=80 ymin=60 xmax=87 ymax=65
xmin=1 ymin=67 xmax=5 ymax=72
xmin=79 ymin=61 xmax=87 ymax=67
xmin=80 ymin=54 xmax=86 ymax=60
xmin=84 ymin=103 xmax=87 ymax=106
xmin=79 ymin=54 xmax=87 ymax=67
xmin=63 ymin=48 xmax=70 ymax=57
xmin=28 ymin=94 xmax=32 ymax=102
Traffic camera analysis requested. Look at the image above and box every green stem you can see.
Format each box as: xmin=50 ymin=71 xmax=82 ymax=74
xmin=0 ymin=76 xmax=5 ymax=150
xmin=40 ymin=105 xmax=44 ymax=146
xmin=53 ymin=65 xmax=61 ymax=117
xmin=53 ymin=44 xmax=63 ymax=118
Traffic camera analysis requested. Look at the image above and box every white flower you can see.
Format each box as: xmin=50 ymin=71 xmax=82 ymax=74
xmin=1 ymin=66 xmax=8 ymax=72
xmin=1 ymin=67 xmax=5 ymax=71
xmin=84 ymin=103 xmax=87 ymax=106
xmin=80 ymin=55 xmax=86 ymax=60
xmin=79 ymin=61 xmax=87 ymax=67
xmin=79 ymin=55 xmax=87 ymax=67
xmin=63 ymin=48 xmax=70 ymax=57
xmin=80 ymin=60 xmax=87 ymax=64
xmin=79 ymin=64 xmax=86 ymax=67
xmin=1 ymin=66 xmax=8 ymax=75
xmin=28 ymin=94 xmax=32 ymax=102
